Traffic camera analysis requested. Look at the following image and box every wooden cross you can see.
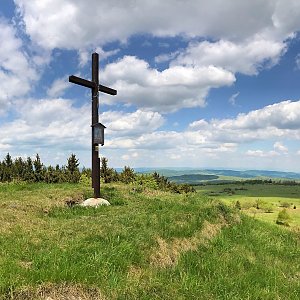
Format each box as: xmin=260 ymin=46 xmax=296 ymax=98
xmin=69 ymin=52 xmax=117 ymax=198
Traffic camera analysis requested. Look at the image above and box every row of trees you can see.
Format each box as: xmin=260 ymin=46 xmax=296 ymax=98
xmin=0 ymin=153 xmax=195 ymax=193
xmin=0 ymin=153 xmax=80 ymax=183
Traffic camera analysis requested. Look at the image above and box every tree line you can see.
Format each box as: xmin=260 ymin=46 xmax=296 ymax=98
xmin=0 ymin=153 xmax=195 ymax=194
xmin=0 ymin=153 xmax=80 ymax=183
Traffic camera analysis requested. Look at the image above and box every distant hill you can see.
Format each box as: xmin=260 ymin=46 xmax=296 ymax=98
xmin=134 ymin=168 xmax=300 ymax=183
xmin=203 ymin=169 xmax=300 ymax=179
xmin=168 ymin=174 xmax=219 ymax=184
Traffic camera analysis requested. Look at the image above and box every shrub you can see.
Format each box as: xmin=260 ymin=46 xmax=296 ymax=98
xmin=80 ymin=173 xmax=92 ymax=186
xmin=280 ymin=201 xmax=291 ymax=208
xmin=276 ymin=209 xmax=291 ymax=226
xmin=134 ymin=174 xmax=158 ymax=190
xmin=242 ymin=200 xmax=256 ymax=209
xmin=120 ymin=166 xmax=136 ymax=184
xmin=261 ymin=203 xmax=274 ymax=213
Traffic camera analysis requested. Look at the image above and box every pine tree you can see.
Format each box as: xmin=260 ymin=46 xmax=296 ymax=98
xmin=66 ymin=153 xmax=80 ymax=183
xmin=24 ymin=157 xmax=34 ymax=182
xmin=13 ymin=157 xmax=26 ymax=181
xmin=3 ymin=153 xmax=13 ymax=181
xmin=100 ymin=157 xmax=114 ymax=183
xmin=33 ymin=153 xmax=44 ymax=182
xmin=0 ymin=161 xmax=4 ymax=181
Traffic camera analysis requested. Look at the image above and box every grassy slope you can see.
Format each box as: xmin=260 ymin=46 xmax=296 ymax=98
xmin=0 ymin=182 xmax=299 ymax=299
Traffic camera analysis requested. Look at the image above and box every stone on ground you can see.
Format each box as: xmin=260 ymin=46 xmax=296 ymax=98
xmin=80 ymin=198 xmax=111 ymax=207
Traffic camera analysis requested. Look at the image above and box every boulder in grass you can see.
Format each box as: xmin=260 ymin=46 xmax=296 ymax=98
xmin=80 ymin=198 xmax=111 ymax=207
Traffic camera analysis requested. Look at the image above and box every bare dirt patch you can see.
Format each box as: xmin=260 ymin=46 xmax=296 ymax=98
xmin=6 ymin=283 xmax=106 ymax=300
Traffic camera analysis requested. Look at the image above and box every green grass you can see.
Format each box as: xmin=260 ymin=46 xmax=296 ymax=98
xmin=196 ymin=183 xmax=300 ymax=228
xmin=0 ymin=182 xmax=299 ymax=299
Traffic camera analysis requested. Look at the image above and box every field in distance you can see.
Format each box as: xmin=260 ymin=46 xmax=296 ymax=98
xmin=196 ymin=183 xmax=300 ymax=229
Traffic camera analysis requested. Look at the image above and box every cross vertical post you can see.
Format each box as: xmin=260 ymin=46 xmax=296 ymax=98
xmin=69 ymin=52 xmax=117 ymax=199
xmin=92 ymin=53 xmax=100 ymax=197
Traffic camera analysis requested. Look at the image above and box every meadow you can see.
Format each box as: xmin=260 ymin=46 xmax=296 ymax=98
xmin=0 ymin=181 xmax=299 ymax=299
xmin=195 ymin=183 xmax=300 ymax=228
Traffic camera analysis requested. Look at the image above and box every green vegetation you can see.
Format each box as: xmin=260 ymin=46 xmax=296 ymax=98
xmin=0 ymin=153 xmax=81 ymax=184
xmin=276 ymin=209 xmax=292 ymax=226
xmin=196 ymin=183 xmax=300 ymax=229
xmin=0 ymin=154 xmax=195 ymax=195
xmin=0 ymin=181 xmax=299 ymax=299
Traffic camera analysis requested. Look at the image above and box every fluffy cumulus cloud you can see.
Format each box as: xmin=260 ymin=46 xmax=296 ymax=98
xmin=100 ymin=99 xmax=300 ymax=170
xmin=172 ymin=39 xmax=286 ymax=75
xmin=0 ymin=19 xmax=38 ymax=114
xmin=0 ymin=96 xmax=299 ymax=169
xmin=106 ymin=100 xmax=300 ymax=151
xmin=101 ymin=109 xmax=164 ymax=137
xmin=199 ymin=100 xmax=300 ymax=145
xmin=14 ymin=0 xmax=300 ymax=49
xmin=0 ymin=98 xmax=90 ymax=151
xmin=214 ymin=100 xmax=300 ymax=133
xmin=0 ymin=98 xmax=165 ymax=162
xmin=12 ymin=0 xmax=300 ymax=114
xmin=100 ymin=56 xmax=234 ymax=112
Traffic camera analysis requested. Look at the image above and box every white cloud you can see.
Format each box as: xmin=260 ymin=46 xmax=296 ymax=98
xmin=13 ymin=0 xmax=300 ymax=115
xmin=101 ymin=109 xmax=164 ymax=137
xmin=103 ymin=100 xmax=299 ymax=153
xmin=172 ymin=39 xmax=286 ymax=75
xmin=189 ymin=119 xmax=209 ymax=130
xmin=214 ymin=100 xmax=300 ymax=131
xmin=274 ymin=141 xmax=288 ymax=153
xmin=0 ymin=96 xmax=299 ymax=170
xmin=155 ymin=51 xmax=180 ymax=64
xmin=78 ymin=47 xmax=120 ymax=67
xmin=246 ymin=150 xmax=279 ymax=157
xmin=47 ymin=77 xmax=70 ymax=97
xmin=101 ymin=56 xmax=234 ymax=112
xmin=0 ymin=19 xmax=38 ymax=114
xmin=14 ymin=0 xmax=300 ymax=49
xmin=229 ymin=92 xmax=240 ymax=106
xmin=0 ymin=98 xmax=165 ymax=161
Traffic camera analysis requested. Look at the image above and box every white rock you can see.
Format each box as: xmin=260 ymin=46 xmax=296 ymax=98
xmin=80 ymin=198 xmax=111 ymax=207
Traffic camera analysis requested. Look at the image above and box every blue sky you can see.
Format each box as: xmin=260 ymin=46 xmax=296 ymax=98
xmin=0 ymin=0 xmax=300 ymax=171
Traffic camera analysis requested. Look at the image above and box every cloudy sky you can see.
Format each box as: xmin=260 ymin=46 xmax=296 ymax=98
xmin=1 ymin=0 xmax=300 ymax=171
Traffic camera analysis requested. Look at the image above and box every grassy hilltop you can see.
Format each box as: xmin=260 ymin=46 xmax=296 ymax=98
xmin=0 ymin=181 xmax=299 ymax=299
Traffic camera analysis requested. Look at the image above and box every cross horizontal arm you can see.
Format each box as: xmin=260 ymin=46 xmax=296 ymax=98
xmin=99 ymin=84 xmax=117 ymax=96
xmin=69 ymin=75 xmax=96 ymax=89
